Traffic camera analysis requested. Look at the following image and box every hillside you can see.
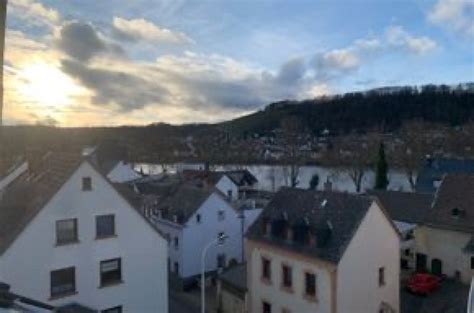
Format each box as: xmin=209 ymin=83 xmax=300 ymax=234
xmin=221 ymin=83 xmax=474 ymax=136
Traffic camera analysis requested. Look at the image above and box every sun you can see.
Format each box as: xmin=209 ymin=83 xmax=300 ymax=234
xmin=17 ymin=62 xmax=85 ymax=109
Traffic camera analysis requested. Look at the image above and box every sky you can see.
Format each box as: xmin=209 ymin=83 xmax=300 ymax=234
xmin=3 ymin=0 xmax=474 ymax=127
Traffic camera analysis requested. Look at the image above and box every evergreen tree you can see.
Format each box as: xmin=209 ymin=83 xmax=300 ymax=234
xmin=309 ymin=173 xmax=320 ymax=190
xmin=374 ymin=142 xmax=389 ymax=189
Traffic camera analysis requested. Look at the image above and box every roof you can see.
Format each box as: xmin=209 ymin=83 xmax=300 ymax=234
xmin=0 ymin=152 xmax=164 ymax=256
xmin=247 ymin=187 xmax=378 ymax=264
xmin=181 ymin=169 xmax=258 ymax=187
xmin=0 ymin=282 xmax=55 ymax=312
xmin=0 ymin=152 xmax=83 ymax=255
xmin=55 ymin=303 xmax=97 ymax=313
xmin=219 ymin=263 xmax=247 ymax=293
xmin=154 ymin=183 xmax=216 ymax=224
xmin=415 ymin=158 xmax=474 ymax=193
xmin=368 ymin=190 xmax=433 ymax=224
xmin=426 ymin=174 xmax=474 ymax=233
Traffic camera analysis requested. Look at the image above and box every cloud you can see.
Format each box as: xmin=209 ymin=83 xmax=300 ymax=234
xmin=9 ymin=0 xmax=60 ymax=28
xmin=112 ymin=17 xmax=194 ymax=45
xmin=429 ymin=0 xmax=474 ymax=37
xmin=60 ymin=59 xmax=168 ymax=111
xmin=386 ymin=25 xmax=438 ymax=55
xmin=56 ymin=21 xmax=125 ymax=62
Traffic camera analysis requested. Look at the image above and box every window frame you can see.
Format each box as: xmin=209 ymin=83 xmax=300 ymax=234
xmin=281 ymin=264 xmax=293 ymax=290
xmin=304 ymin=271 xmax=317 ymax=299
xmin=261 ymin=257 xmax=271 ymax=282
xmin=100 ymin=258 xmax=122 ymax=287
xmin=378 ymin=267 xmax=386 ymax=287
xmin=55 ymin=218 xmax=78 ymax=246
xmin=96 ymin=214 xmax=116 ymax=239
xmin=50 ymin=267 xmax=76 ymax=298
xmin=82 ymin=177 xmax=92 ymax=191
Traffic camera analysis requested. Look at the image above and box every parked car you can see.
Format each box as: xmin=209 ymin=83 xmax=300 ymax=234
xmin=407 ymin=273 xmax=441 ymax=295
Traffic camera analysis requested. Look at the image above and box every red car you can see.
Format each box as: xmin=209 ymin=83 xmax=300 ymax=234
xmin=407 ymin=273 xmax=441 ymax=295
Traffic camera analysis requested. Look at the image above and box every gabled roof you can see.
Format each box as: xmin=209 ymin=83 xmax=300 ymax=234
xmin=247 ymin=187 xmax=379 ymax=264
xmin=0 ymin=152 xmax=163 ymax=256
xmin=368 ymin=190 xmax=433 ymax=224
xmin=426 ymin=174 xmax=474 ymax=233
xmin=181 ymin=169 xmax=258 ymax=187
xmin=0 ymin=152 xmax=82 ymax=255
xmin=415 ymin=158 xmax=474 ymax=193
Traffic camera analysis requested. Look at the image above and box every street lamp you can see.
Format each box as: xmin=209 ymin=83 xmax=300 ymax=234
xmin=201 ymin=233 xmax=228 ymax=313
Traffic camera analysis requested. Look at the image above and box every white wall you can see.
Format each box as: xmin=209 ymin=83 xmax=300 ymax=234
xmin=0 ymin=162 xmax=168 ymax=313
xmin=181 ymin=193 xmax=243 ymax=278
xmin=216 ymin=176 xmax=239 ymax=201
xmin=416 ymin=226 xmax=473 ymax=284
xmin=337 ymin=202 xmax=400 ymax=313
xmin=107 ymin=161 xmax=141 ymax=183
xmin=247 ymin=241 xmax=335 ymax=313
xmin=154 ymin=219 xmax=183 ymax=276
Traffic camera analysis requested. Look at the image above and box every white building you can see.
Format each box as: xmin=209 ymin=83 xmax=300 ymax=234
xmin=0 ymin=153 xmax=168 ymax=312
xmin=246 ymin=188 xmax=400 ymax=313
xmin=416 ymin=174 xmax=474 ymax=284
xmin=131 ymin=180 xmax=254 ymax=289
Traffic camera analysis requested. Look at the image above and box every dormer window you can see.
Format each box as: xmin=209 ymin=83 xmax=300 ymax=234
xmin=82 ymin=177 xmax=92 ymax=191
xmin=451 ymin=207 xmax=464 ymax=218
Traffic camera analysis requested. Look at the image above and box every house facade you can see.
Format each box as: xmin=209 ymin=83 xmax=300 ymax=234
xmin=0 ymin=154 xmax=168 ymax=312
xmin=135 ymin=182 xmax=247 ymax=288
xmin=246 ymin=188 xmax=400 ymax=313
xmin=415 ymin=174 xmax=474 ymax=284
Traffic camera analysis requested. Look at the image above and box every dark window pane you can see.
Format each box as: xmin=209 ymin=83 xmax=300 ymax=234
xmin=82 ymin=177 xmax=92 ymax=191
xmin=100 ymin=258 xmax=122 ymax=286
xmin=96 ymin=215 xmax=115 ymax=238
xmin=51 ymin=267 xmax=75 ymax=297
xmin=305 ymin=273 xmax=316 ymax=296
xmin=262 ymin=257 xmax=271 ymax=280
xmin=262 ymin=301 xmax=271 ymax=313
xmin=56 ymin=219 xmax=77 ymax=245
xmin=282 ymin=265 xmax=292 ymax=288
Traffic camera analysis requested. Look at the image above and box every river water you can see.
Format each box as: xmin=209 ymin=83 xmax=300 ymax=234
xmin=136 ymin=163 xmax=413 ymax=193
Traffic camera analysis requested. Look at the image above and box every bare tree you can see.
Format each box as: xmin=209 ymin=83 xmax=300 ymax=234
xmin=397 ymin=120 xmax=429 ymax=190
xmin=281 ymin=116 xmax=305 ymax=187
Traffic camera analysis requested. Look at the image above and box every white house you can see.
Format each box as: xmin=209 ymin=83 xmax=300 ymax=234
xmin=181 ymin=169 xmax=258 ymax=201
xmin=246 ymin=188 xmax=400 ymax=313
xmin=416 ymin=174 xmax=474 ymax=284
xmin=105 ymin=160 xmax=142 ymax=183
xmin=0 ymin=152 xmax=168 ymax=313
xmin=131 ymin=180 xmax=250 ymax=289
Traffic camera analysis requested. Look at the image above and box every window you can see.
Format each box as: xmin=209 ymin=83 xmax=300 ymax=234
xmin=196 ymin=214 xmax=201 ymax=223
xmin=174 ymin=262 xmax=179 ymax=274
xmin=471 ymin=257 xmax=474 ymax=269
xmin=174 ymin=237 xmax=179 ymax=249
xmin=217 ymin=254 xmax=227 ymax=268
xmin=100 ymin=258 xmax=122 ymax=287
xmin=281 ymin=264 xmax=292 ymax=289
xmin=82 ymin=177 xmax=92 ymax=191
xmin=227 ymin=190 xmax=233 ymax=199
xmin=56 ymin=219 xmax=78 ymax=245
xmin=304 ymin=272 xmax=316 ymax=297
xmin=262 ymin=257 xmax=271 ymax=281
xmin=218 ymin=210 xmax=225 ymax=221
xmin=96 ymin=215 xmax=115 ymax=238
xmin=101 ymin=306 xmax=122 ymax=313
xmin=51 ymin=267 xmax=75 ymax=298
xmin=262 ymin=301 xmax=272 ymax=313
xmin=378 ymin=267 xmax=385 ymax=286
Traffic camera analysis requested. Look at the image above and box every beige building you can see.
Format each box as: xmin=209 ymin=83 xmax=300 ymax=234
xmin=246 ymin=188 xmax=400 ymax=313
xmin=415 ymin=174 xmax=474 ymax=284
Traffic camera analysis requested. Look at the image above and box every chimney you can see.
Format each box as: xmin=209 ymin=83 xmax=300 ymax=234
xmin=324 ymin=178 xmax=333 ymax=191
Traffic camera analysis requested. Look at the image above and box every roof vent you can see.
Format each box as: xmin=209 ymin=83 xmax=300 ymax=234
xmin=321 ymin=199 xmax=328 ymax=208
